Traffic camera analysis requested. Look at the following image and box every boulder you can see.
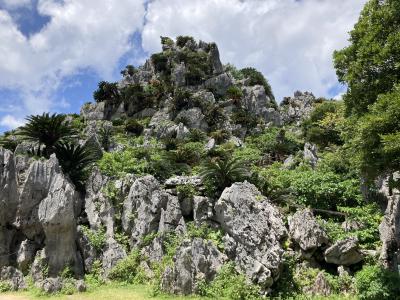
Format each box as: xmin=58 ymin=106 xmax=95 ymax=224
xmin=175 ymin=108 xmax=208 ymax=131
xmin=38 ymin=156 xmax=83 ymax=277
xmin=324 ymin=237 xmax=363 ymax=266
xmin=309 ymin=272 xmax=332 ymax=296
xmin=242 ymin=85 xmax=279 ymax=124
xmin=80 ymin=102 xmax=105 ymax=121
xmin=172 ymin=63 xmax=186 ymax=87
xmin=204 ymin=73 xmax=233 ymax=96
xmin=209 ymin=43 xmax=224 ymax=74
xmin=280 ymin=91 xmax=316 ymax=125
xmin=0 ymin=266 xmax=26 ymax=290
xmin=161 ymin=238 xmax=226 ymax=295
xmin=214 ymin=182 xmax=287 ymax=288
xmin=304 ymin=143 xmax=318 ymax=168
xmin=16 ymin=239 xmax=37 ymax=273
xmin=193 ymin=196 xmax=213 ymax=225
xmin=289 ymin=209 xmax=329 ymax=258
xmin=84 ymin=167 xmax=115 ymax=236
xmin=164 ymin=175 xmax=202 ymax=188
xmin=102 ymin=238 xmax=127 ymax=276
xmin=39 ymin=277 xmax=63 ymax=293
xmin=0 ymin=148 xmax=18 ymax=267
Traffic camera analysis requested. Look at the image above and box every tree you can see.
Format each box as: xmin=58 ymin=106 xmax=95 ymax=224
xmin=352 ymin=87 xmax=400 ymax=184
xmin=333 ymin=0 xmax=400 ymax=115
xmin=54 ymin=142 xmax=98 ymax=191
xmin=93 ymin=81 xmax=120 ymax=103
xmin=200 ymin=157 xmax=248 ymax=192
xmin=18 ymin=113 xmax=76 ymax=158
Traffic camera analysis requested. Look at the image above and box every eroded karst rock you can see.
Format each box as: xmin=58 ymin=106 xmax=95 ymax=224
xmin=215 ymin=182 xmax=287 ymax=288
xmin=280 ymin=91 xmax=316 ymax=125
xmin=289 ymin=209 xmax=329 ymax=258
xmin=324 ymin=237 xmax=363 ymax=266
xmin=0 ymin=266 xmax=26 ymax=291
xmin=161 ymin=238 xmax=226 ymax=295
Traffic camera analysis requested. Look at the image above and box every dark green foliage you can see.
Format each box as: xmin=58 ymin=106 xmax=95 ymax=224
xmin=302 ymin=100 xmax=343 ymax=148
xmin=333 ymin=0 xmax=400 ymax=115
xmin=352 ymin=87 xmax=400 ymax=182
xmin=54 ymin=142 xmax=98 ymax=190
xmin=187 ymin=128 xmax=207 ymax=142
xmin=108 ymin=250 xmax=144 ymax=284
xmin=99 ymin=126 xmax=113 ymax=152
xmin=170 ymin=88 xmax=192 ymax=111
xmin=204 ymin=104 xmax=226 ymax=129
xmin=240 ymin=67 xmax=275 ymax=101
xmin=246 ymin=127 xmax=302 ymax=162
xmin=124 ymin=119 xmax=144 ymax=136
xmin=177 ymin=49 xmax=211 ymax=85
xmin=209 ymin=129 xmax=230 ymax=144
xmin=355 ymin=265 xmax=400 ymax=300
xmin=151 ymin=52 xmax=170 ymax=73
xmin=120 ymin=65 xmax=136 ymax=77
xmin=18 ymin=113 xmax=76 ymax=158
xmin=93 ymin=81 xmax=119 ymax=103
xmin=231 ymin=108 xmax=258 ymax=128
xmin=0 ymin=132 xmax=19 ymax=152
xmin=176 ymin=35 xmax=196 ymax=48
xmin=226 ymin=85 xmax=243 ymax=101
xmin=200 ymin=156 xmax=249 ymax=193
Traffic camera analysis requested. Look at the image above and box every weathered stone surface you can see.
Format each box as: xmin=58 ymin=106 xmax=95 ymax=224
xmin=193 ymin=196 xmax=213 ymax=225
xmin=309 ymin=272 xmax=332 ymax=296
xmin=16 ymin=239 xmax=37 ymax=273
xmin=164 ymin=176 xmax=202 ymax=188
xmin=16 ymin=155 xmax=60 ymax=241
xmin=158 ymin=195 xmax=182 ymax=234
xmin=39 ymin=277 xmax=63 ymax=294
xmin=204 ymin=138 xmax=216 ymax=151
xmin=209 ymin=43 xmax=224 ymax=74
xmin=304 ymin=143 xmax=318 ymax=168
xmin=0 ymin=266 xmax=26 ymax=290
xmin=242 ymin=85 xmax=279 ymax=124
xmin=324 ymin=237 xmax=363 ymax=266
xmin=80 ymin=102 xmax=105 ymax=121
xmin=215 ymin=182 xmax=287 ymax=288
xmin=280 ymin=91 xmax=316 ymax=125
xmin=289 ymin=209 xmax=329 ymax=258
xmin=85 ymin=167 xmax=115 ymax=236
xmin=204 ymin=73 xmax=233 ymax=96
xmin=38 ymin=156 xmax=83 ymax=277
xmin=76 ymin=279 xmax=87 ymax=292
xmin=172 ymin=63 xmax=186 ymax=87
xmin=0 ymin=148 xmax=18 ymax=267
xmin=175 ymin=108 xmax=208 ymax=131
xmin=378 ymin=172 xmax=400 ymax=272
xmin=102 ymin=238 xmax=127 ymax=276
xmin=77 ymin=226 xmax=98 ymax=274
xmin=161 ymin=238 xmax=226 ymax=295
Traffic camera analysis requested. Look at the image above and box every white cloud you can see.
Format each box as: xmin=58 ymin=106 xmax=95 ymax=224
xmin=0 ymin=0 xmax=32 ymax=10
xmin=0 ymin=115 xmax=25 ymax=129
xmin=142 ymin=0 xmax=366 ymax=101
xmin=0 ymin=0 xmax=145 ymax=126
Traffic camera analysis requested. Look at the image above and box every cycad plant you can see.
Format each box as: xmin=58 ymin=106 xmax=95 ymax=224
xmin=54 ymin=142 xmax=98 ymax=191
xmin=200 ymin=156 xmax=249 ymax=193
xmin=18 ymin=113 xmax=76 ymax=157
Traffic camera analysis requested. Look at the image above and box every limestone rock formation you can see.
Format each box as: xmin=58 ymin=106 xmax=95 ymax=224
xmin=324 ymin=237 xmax=363 ymax=266
xmin=280 ymin=91 xmax=316 ymax=125
xmin=215 ymin=182 xmax=287 ymax=288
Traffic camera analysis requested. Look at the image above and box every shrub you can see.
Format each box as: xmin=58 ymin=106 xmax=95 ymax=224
xmin=120 ymin=65 xmax=136 ymax=77
xmin=176 ymin=36 xmax=196 ymax=48
xmin=176 ymin=184 xmax=196 ymax=201
xmin=198 ymin=262 xmax=261 ymax=300
xmin=151 ymin=52 xmax=170 ymax=73
xmin=108 ymin=250 xmax=146 ymax=284
xmin=240 ymin=67 xmax=275 ymax=102
xmin=231 ymin=108 xmax=258 ymax=128
xmin=355 ymin=265 xmax=400 ymax=300
xmin=170 ymin=88 xmax=192 ymax=111
xmin=187 ymin=222 xmax=224 ymax=251
xmin=204 ymin=104 xmax=227 ymax=129
xmin=210 ymin=129 xmax=230 ymax=144
xmin=124 ymin=119 xmax=144 ymax=136
xmin=187 ymin=128 xmax=207 ymax=142
xmin=81 ymin=226 xmax=106 ymax=252
xmin=93 ymin=81 xmax=119 ymax=103
xmin=226 ymin=85 xmax=243 ymax=101
xmin=0 ymin=281 xmax=11 ymax=292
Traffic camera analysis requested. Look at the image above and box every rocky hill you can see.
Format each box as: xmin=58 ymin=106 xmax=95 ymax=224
xmin=0 ymin=35 xmax=399 ymax=299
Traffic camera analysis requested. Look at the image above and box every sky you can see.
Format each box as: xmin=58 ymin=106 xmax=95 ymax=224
xmin=0 ymin=0 xmax=367 ymax=133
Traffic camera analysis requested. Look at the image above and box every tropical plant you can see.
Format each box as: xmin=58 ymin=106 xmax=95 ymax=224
xmin=333 ymin=0 xmax=400 ymax=115
xmin=18 ymin=113 xmax=76 ymax=158
xmin=200 ymin=156 xmax=249 ymax=192
xmin=54 ymin=141 xmax=98 ymax=190
xmin=93 ymin=81 xmax=120 ymax=103
xmin=99 ymin=125 xmax=113 ymax=152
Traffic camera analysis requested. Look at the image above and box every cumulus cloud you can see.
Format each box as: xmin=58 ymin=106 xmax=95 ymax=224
xmin=0 ymin=0 xmax=145 ymax=129
xmin=0 ymin=0 xmax=32 ymax=10
xmin=142 ymin=0 xmax=366 ymax=101
xmin=0 ymin=115 xmax=25 ymax=129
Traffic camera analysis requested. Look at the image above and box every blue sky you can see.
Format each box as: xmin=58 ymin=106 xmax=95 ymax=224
xmin=0 ymin=0 xmax=367 ymax=133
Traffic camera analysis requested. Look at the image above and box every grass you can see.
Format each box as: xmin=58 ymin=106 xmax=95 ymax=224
xmin=0 ymin=283 xmax=204 ymax=300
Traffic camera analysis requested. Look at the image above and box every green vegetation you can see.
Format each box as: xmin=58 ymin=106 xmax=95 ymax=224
xmin=93 ymin=81 xmax=119 ymax=103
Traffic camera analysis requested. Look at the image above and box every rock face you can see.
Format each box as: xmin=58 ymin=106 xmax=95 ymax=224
xmin=280 ymin=91 xmax=316 ymax=125
xmin=289 ymin=209 xmax=329 ymax=258
xmin=309 ymin=272 xmax=332 ymax=296
xmin=0 ymin=149 xmax=18 ymax=268
xmin=38 ymin=156 xmax=83 ymax=277
xmin=324 ymin=237 xmax=363 ymax=266
xmin=215 ymin=182 xmax=287 ymax=288
xmin=161 ymin=238 xmax=226 ymax=295
xmin=379 ymin=172 xmax=400 ymax=272
xmin=0 ymin=266 xmax=26 ymax=290
xmin=304 ymin=143 xmax=318 ymax=168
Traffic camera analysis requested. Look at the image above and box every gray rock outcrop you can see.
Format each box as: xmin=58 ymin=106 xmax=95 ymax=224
xmin=324 ymin=237 xmax=363 ymax=266
xmin=161 ymin=238 xmax=226 ymax=295
xmin=215 ymin=182 xmax=287 ymax=288
xmin=289 ymin=209 xmax=329 ymax=258
xmin=0 ymin=266 xmax=26 ymax=290
xmin=280 ymin=91 xmax=316 ymax=125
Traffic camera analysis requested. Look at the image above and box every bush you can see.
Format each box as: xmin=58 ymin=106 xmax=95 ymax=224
xmin=176 ymin=184 xmax=196 ymax=201
xmin=231 ymin=108 xmax=258 ymax=128
xmin=226 ymin=85 xmax=243 ymax=100
xmin=81 ymin=226 xmax=106 ymax=252
xmin=93 ymin=81 xmax=119 ymax=103
xmin=0 ymin=281 xmax=11 ymax=292
xmin=240 ymin=67 xmax=275 ymax=102
xmin=120 ymin=65 xmax=136 ymax=77
xmin=355 ymin=265 xmax=400 ymax=300
xmin=170 ymin=88 xmax=192 ymax=111
xmin=108 ymin=250 xmax=145 ymax=284
xmin=198 ymin=262 xmax=261 ymax=300
xmin=187 ymin=128 xmax=207 ymax=142
xmin=124 ymin=119 xmax=144 ymax=136
xmin=176 ymin=36 xmax=196 ymax=48
xmin=151 ymin=52 xmax=170 ymax=73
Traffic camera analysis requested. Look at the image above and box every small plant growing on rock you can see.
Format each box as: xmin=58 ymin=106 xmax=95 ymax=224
xmin=124 ymin=119 xmax=144 ymax=136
